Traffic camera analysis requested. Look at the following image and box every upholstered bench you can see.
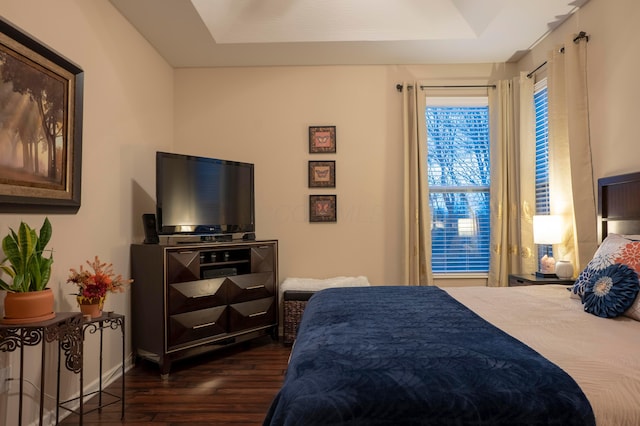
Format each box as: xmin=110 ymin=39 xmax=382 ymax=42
xmin=280 ymin=276 xmax=370 ymax=345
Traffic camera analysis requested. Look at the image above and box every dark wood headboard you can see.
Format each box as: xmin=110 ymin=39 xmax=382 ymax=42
xmin=598 ymin=172 xmax=640 ymax=242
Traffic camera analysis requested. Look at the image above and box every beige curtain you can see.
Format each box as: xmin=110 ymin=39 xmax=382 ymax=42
xmin=547 ymin=34 xmax=597 ymax=272
xmin=487 ymin=80 xmax=519 ymax=286
xmin=401 ymin=82 xmax=432 ymax=286
xmin=517 ymin=73 xmax=539 ymax=275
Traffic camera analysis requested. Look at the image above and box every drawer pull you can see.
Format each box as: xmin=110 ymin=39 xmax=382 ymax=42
xmin=246 ymin=285 xmax=265 ymax=290
xmin=193 ymin=321 xmax=216 ymax=330
xmin=249 ymin=311 xmax=267 ymax=318
xmin=190 ymin=293 xmax=213 ymax=299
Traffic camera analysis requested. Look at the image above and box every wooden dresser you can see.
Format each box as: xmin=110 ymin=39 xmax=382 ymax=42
xmin=130 ymin=240 xmax=278 ymax=376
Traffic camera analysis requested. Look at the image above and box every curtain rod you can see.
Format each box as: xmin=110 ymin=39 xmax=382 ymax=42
xmin=396 ymin=84 xmax=495 ymax=92
xmin=526 ymin=61 xmax=548 ymax=79
xmin=526 ymin=31 xmax=589 ymax=79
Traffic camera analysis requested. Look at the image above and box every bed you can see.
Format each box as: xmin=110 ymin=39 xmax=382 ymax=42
xmin=264 ymin=172 xmax=640 ymax=426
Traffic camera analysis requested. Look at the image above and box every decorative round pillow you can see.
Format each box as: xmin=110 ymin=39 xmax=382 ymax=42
xmin=582 ymin=263 xmax=640 ymax=318
xmin=571 ymin=234 xmax=640 ymax=299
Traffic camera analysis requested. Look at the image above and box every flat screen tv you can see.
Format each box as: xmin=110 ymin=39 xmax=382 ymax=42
xmin=156 ymin=151 xmax=255 ymax=236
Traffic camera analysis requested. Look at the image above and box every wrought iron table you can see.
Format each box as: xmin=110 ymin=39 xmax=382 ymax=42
xmin=0 ymin=312 xmax=83 ymax=426
xmin=59 ymin=312 xmax=125 ymax=421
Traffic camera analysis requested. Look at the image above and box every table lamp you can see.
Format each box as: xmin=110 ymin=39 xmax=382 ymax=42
xmin=533 ymin=215 xmax=563 ymax=278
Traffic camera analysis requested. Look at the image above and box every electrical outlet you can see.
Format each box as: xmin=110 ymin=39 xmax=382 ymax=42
xmin=0 ymin=366 xmax=10 ymax=393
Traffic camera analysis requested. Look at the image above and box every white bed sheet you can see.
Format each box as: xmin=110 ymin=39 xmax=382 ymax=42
xmin=444 ymin=285 xmax=640 ymax=426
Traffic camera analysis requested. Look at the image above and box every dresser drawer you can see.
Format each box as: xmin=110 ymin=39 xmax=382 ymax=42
xmin=226 ymin=272 xmax=275 ymax=304
xmin=508 ymin=276 xmax=530 ymax=287
xmin=168 ymin=305 xmax=228 ymax=350
xmin=228 ymin=297 xmax=276 ymax=332
xmin=168 ymin=278 xmax=227 ymax=315
xmin=251 ymin=245 xmax=275 ymax=272
xmin=166 ymin=250 xmax=200 ymax=284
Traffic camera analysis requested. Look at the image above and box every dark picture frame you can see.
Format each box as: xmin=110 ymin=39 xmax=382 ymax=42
xmin=0 ymin=17 xmax=84 ymax=213
xmin=309 ymin=126 xmax=336 ymax=153
xmin=308 ymin=161 xmax=336 ymax=188
xmin=309 ymin=195 xmax=337 ymax=222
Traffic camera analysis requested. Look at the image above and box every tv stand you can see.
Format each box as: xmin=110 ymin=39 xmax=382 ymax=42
xmin=130 ymin=239 xmax=278 ymax=376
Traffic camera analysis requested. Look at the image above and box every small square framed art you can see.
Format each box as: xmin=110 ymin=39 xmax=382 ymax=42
xmin=308 ymin=161 xmax=336 ymax=188
xmin=309 ymin=126 xmax=336 ymax=153
xmin=309 ymin=195 xmax=337 ymax=222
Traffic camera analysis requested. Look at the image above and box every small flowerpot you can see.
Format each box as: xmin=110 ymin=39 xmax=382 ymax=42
xmin=1 ymin=288 xmax=56 ymax=325
xmin=77 ymin=296 xmax=105 ymax=318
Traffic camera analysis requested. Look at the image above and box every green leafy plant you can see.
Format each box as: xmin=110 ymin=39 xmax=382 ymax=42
xmin=0 ymin=218 xmax=53 ymax=292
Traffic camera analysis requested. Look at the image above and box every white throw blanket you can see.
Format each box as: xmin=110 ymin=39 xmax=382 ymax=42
xmin=279 ymin=276 xmax=370 ymax=301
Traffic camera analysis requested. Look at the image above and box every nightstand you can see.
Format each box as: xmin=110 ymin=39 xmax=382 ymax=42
xmin=508 ymin=274 xmax=574 ymax=287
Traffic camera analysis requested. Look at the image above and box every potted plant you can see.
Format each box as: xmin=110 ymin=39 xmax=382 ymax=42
xmin=0 ymin=217 xmax=55 ymax=324
xmin=67 ymin=256 xmax=132 ymax=318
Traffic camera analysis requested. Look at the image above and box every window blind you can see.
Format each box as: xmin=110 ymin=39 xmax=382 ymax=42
xmin=426 ymin=103 xmax=490 ymax=273
xmin=534 ymin=83 xmax=550 ymax=215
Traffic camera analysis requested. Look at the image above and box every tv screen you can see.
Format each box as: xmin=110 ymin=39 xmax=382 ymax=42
xmin=156 ymin=151 xmax=255 ymax=236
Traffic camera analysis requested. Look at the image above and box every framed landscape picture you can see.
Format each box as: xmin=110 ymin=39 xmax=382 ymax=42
xmin=0 ymin=17 xmax=84 ymax=212
xmin=309 ymin=126 xmax=336 ymax=153
xmin=308 ymin=161 xmax=335 ymax=188
xmin=309 ymin=195 xmax=337 ymax=222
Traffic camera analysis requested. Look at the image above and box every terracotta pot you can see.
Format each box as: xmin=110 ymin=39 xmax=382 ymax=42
xmin=1 ymin=288 xmax=56 ymax=325
xmin=77 ymin=296 xmax=105 ymax=318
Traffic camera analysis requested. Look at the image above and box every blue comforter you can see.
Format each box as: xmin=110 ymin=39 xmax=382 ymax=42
xmin=264 ymin=286 xmax=595 ymax=426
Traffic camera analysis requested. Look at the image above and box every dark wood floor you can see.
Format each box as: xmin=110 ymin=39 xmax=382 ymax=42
xmin=61 ymin=337 xmax=291 ymax=425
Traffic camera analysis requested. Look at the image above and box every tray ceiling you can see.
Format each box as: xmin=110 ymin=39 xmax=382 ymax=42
xmin=109 ymin=0 xmax=590 ymax=67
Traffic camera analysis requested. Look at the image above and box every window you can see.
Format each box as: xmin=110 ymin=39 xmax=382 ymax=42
xmin=534 ymin=80 xmax=550 ymax=215
xmin=534 ymin=79 xmax=551 ymax=258
xmin=426 ymin=97 xmax=490 ymax=273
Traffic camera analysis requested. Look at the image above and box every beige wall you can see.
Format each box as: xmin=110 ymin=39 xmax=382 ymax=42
xmin=1 ymin=0 xmax=636 ymax=422
xmin=0 ymin=0 xmax=173 ymax=423
xmin=517 ymin=0 xmax=640 ymax=182
xmin=174 ymin=64 xmax=512 ymax=286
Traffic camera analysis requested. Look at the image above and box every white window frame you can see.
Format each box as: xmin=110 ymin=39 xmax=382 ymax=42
xmin=426 ymin=95 xmax=490 ymax=276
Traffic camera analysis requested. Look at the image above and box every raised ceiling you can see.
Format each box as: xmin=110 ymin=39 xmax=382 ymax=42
xmin=109 ymin=0 xmax=590 ymax=68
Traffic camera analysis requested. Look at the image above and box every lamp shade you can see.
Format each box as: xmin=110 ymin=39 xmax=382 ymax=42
xmin=533 ymin=215 xmax=563 ymax=245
